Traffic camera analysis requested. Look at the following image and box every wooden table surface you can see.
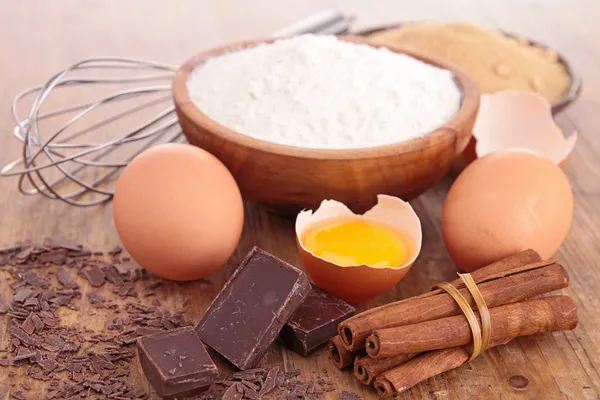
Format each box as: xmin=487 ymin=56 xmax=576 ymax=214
xmin=1 ymin=1 xmax=599 ymax=399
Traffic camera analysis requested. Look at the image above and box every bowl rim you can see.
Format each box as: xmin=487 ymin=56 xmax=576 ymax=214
xmin=172 ymin=35 xmax=480 ymax=161
xmin=354 ymin=22 xmax=582 ymax=114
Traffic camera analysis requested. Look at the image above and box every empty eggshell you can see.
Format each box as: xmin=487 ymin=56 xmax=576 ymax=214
xmin=295 ymin=195 xmax=422 ymax=303
xmin=470 ymin=90 xmax=577 ymax=165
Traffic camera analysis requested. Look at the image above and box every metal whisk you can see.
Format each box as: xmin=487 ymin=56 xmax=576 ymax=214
xmin=2 ymin=57 xmax=180 ymax=206
xmin=1 ymin=10 xmax=354 ymax=207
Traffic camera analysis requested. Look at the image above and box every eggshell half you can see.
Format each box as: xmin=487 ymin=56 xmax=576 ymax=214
xmin=295 ymin=195 xmax=422 ymax=303
xmin=471 ymin=91 xmax=577 ymax=165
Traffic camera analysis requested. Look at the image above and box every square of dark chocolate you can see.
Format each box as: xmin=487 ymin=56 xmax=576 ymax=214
xmin=195 ymin=247 xmax=311 ymax=370
xmin=137 ymin=326 xmax=218 ymax=398
xmin=279 ymin=285 xmax=356 ymax=356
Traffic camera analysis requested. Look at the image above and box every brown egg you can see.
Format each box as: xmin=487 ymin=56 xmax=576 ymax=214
xmin=442 ymin=149 xmax=573 ymax=272
xmin=295 ymin=195 xmax=422 ymax=303
xmin=113 ymin=143 xmax=244 ymax=280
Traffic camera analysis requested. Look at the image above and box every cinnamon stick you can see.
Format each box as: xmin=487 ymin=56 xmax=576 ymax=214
xmin=353 ymin=352 xmax=418 ymax=385
xmin=339 ymin=258 xmax=564 ymax=352
xmin=373 ymin=339 xmax=512 ymax=397
xmin=338 ymin=249 xmax=542 ymax=350
xmin=329 ymin=335 xmax=363 ymax=369
xmin=366 ymin=295 xmax=578 ymax=358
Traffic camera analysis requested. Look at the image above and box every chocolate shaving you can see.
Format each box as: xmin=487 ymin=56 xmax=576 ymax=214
xmin=222 ymin=384 xmax=243 ymax=400
xmin=21 ymin=314 xmax=36 ymax=335
xmin=107 ymin=246 xmax=123 ymax=256
xmin=244 ymin=386 xmax=260 ymax=399
xmin=8 ymin=320 xmax=34 ymax=345
xmin=14 ymin=347 xmax=37 ymax=361
xmin=10 ymin=391 xmax=27 ymax=400
xmin=14 ymin=288 xmax=33 ymax=303
xmin=23 ymin=271 xmax=46 ymax=288
xmin=260 ymin=366 xmax=279 ymax=395
xmin=39 ymin=249 xmax=68 ymax=265
xmin=56 ymin=267 xmax=78 ymax=289
xmin=44 ymin=238 xmax=81 ymax=252
xmin=82 ymin=266 xmax=106 ymax=287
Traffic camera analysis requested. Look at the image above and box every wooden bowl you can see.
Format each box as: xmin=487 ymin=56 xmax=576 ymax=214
xmin=172 ymin=36 xmax=480 ymax=214
xmin=355 ymin=23 xmax=582 ymax=114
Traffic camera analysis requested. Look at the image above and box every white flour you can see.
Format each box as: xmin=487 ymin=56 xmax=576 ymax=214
xmin=187 ymin=35 xmax=461 ymax=149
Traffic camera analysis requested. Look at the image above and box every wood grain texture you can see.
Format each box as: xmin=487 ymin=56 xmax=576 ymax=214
xmin=0 ymin=1 xmax=599 ymax=399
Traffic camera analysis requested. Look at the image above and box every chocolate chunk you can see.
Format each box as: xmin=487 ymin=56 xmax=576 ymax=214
xmin=280 ymin=285 xmax=355 ymax=356
xmin=137 ymin=326 xmax=218 ymax=398
xmin=196 ymin=247 xmax=311 ymax=370
xmin=82 ymin=267 xmax=106 ymax=287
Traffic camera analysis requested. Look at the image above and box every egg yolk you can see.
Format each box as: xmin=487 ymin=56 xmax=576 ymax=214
xmin=302 ymin=219 xmax=409 ymax=268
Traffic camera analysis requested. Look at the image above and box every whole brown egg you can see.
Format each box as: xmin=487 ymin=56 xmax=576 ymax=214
xmin=113 ymin=143 xmax=244 ymax=280
xmin=442 ymin=149 xmax=573 ymax=272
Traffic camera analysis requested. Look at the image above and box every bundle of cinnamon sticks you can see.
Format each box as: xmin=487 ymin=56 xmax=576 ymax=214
xmin=327 ymin=249 xmax=578 ymax=397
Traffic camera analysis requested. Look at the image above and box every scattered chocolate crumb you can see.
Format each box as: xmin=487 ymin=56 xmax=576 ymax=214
xmin=340 ymin=391 xmax=362 ymax=400
xmin=260 ymin=366 xmax=279 ymax=395
xmin=10 ymin=390 xmax=27 ymax=400
xmin=0 ymin=238 xmax=191 ymax=400
xmin=107 ymin=246 xmax=123 ymax=256
xmin=21 ymin=313 xmax=36 ymax=335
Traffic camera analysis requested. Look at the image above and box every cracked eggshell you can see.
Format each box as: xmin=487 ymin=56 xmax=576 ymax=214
xmin=295 ymin=195 xmax=422 ymax=303
xmin=465 ymin=91 xmax=577 ymax=166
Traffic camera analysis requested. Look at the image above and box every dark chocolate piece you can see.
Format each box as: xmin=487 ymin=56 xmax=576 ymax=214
xmin=195 ymin=247 xmax=311 ymax=370
xmin=137 ymin=326 xmax=218 ymax=398
xmin=279 ymin=286 xmax=355 ymax=356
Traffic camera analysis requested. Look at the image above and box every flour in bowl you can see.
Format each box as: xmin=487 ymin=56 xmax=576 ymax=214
xmin=187 ymin=35 xmax=461 ymax=149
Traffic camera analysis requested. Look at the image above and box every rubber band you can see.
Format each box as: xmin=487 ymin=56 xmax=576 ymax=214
xmin=433 ymin=272 xmax=492 ymax=361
